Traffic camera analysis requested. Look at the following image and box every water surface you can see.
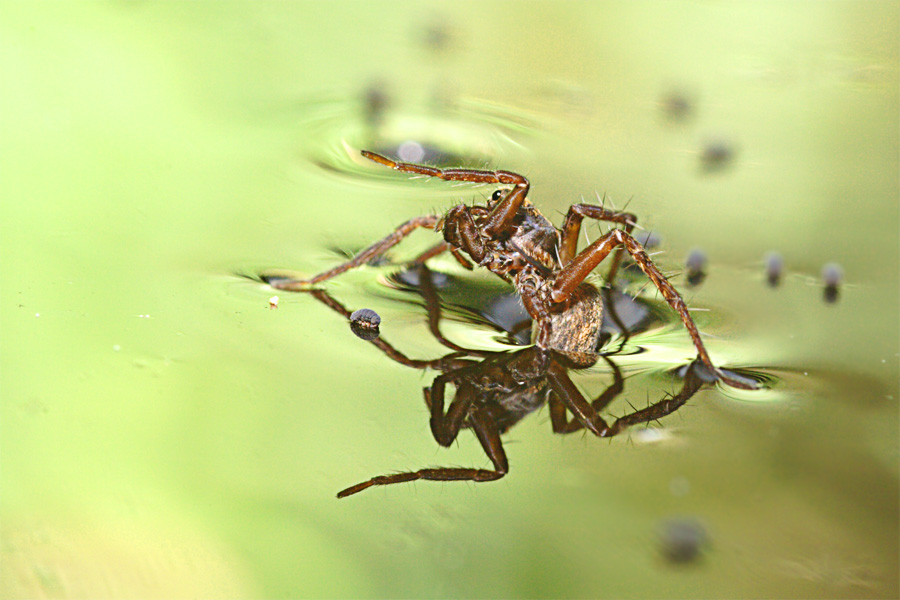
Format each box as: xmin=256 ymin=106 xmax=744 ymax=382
xmin=2 ymin=2 xmax=898 ymax=598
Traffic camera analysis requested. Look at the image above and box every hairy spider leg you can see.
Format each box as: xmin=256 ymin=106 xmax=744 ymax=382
xmin=559 ymin=204 xmax=638 ymax=281
xmin=551 ymin=228 xmax=756 ymax=390
xmin=442 ymin=205 xmax=487 ymax=262
xmin=603 ymin=365 xmax=704 ymax=436
xmin=268 ymin=215 xmax=441 ymax=289
xmin=361 ymin=150 xmax=530 ymax=238
xmin=549 ymin=360 xmax=704 ymax=437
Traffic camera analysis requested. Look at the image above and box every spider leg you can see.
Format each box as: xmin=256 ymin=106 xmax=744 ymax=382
xmin=362 ymin=150 xmax=530 ymax=237
xmin=545 ymin=359 xmax=612 ymax=436
xmin=558 ymin=203 xmax=638 ymax=281
xmin=336 ymin=406 xmax=508 ymax=498
xmin=268 ymin=215 xmax=440 ymax=289
xmin=409 ymin=241 xmax=475 ymax=270
xmin=602 ymin=361 xmax=705 ymax=436
xmin=548 ymin=358 xmax=704 ymax=436
xmin=551 ymin=229 xmax=757 ymax=390
xmin=426 ymin=376 xmax=477 ymax=446
xmin=413 ymin=264 xmax=478 ymax=354
xmin=442 ymin=205 xmax=487 ymax=262
xmin=410 ymin=241 xmax=451 ymax=265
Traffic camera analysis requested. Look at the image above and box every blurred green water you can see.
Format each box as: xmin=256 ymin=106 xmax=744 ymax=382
xmin=2 ymin=2 xmax=898 ymax=598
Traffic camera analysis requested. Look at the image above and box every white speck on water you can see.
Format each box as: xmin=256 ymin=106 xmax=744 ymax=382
xmin=633 ymin=428 xmax=671 ymax=444
xmin=113 ymin=344 xmax=121 ymax=352
xmin=35 ymin=313 xmax=40 ymax=317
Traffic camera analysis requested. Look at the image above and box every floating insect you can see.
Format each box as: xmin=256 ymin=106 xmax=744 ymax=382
xmin=822 ymin=262 xmax=843 ymax=303
xmin=765 ymin=251 xmax=784 ymax=287
xmin=349 ymin=307 xmax=381 ymax=341
xmin=684 ymin=247 xmax=708 ymax=286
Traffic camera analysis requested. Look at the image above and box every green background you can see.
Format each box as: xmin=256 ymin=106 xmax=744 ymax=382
xmin=2 ymin=2 xmax=898 ymax=598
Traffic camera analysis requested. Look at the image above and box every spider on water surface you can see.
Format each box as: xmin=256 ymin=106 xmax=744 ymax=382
xmin=264 ymin=150 xmax=758 ymax=497
xmin=273 ymin=150 xmax=755 ymax=386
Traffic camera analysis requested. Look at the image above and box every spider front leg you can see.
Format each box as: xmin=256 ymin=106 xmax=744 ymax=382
xmin=267 ymin=215 xmax=440 ymax=290
xmin=551 ymin=229 xmax=757 ymax=390
xmin=362 ymin=150 xmax=530 ymax=237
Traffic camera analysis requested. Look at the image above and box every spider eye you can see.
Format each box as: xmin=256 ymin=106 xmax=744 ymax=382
xmin=491 ymin=189 xmax=505 ymax=201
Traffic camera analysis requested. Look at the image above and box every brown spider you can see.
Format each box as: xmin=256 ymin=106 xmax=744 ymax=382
xmin=275 ymin=150 xmax=755 ymax=388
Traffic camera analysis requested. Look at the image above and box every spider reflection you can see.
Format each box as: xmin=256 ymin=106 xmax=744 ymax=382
xmin=263 ymin=265 xmax=713 ymax=498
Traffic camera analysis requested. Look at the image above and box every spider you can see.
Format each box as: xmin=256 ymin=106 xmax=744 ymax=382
xmin=273 ymin=150 xmax=756 ymax=389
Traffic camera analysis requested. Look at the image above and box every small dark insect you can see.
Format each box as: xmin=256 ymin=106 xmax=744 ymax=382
xmin=700 ymin=138 xmax=735 ymax=171
xmin=822 ymin=262 xmax=843 ymax=303
xmin=661 ymin=91 xmax=693 ymax=121
xmin=685 ymin=248 xmax=708 ymax=286
xmin=363 ymin=81 xmax=389 ymax=127
xmin=349 ymin=307 xmax=381 ymax=341
xmin=637 ymin=231 xmax=662 ymax=250
xmin=765 ymin=251 xmax=784 ymax=287
xmin=658 ymin=517 xmax=709 ymax=564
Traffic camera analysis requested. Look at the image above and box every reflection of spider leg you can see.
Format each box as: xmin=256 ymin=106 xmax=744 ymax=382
xmin=548 ymin=356 xmax=624 ymax=434
xmin=263 ymin=264 xmax=486 ymax=366
xmin=545 ymin=360 xmax=611 ymax=436
xmin=336 ymin=406 xmax=507 ymax=499
xmin=548 ymin=361 xmax=705 ymax=437
xmin=602 ymin=363 xmax=704 ymax=436
xmin=409 ymin=241 xmax=474 ymax=270
xmin=412 ymin=264 xmax=474 ymax=354
xmin=551 ymin=228 xmax=755 ymax=390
